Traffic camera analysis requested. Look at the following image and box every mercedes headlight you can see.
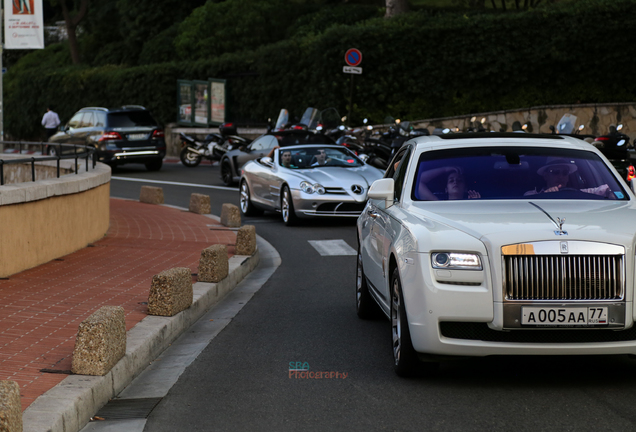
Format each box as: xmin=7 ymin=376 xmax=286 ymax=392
xmin=431 ymin=252 xmax=482 ymax=270
xmin=300 ymin=181 xmax=314 ymax=194
xmin=300 ymin=181 xmax=325 ymax=194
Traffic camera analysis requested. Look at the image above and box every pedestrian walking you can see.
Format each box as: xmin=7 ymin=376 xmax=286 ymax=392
xmin=42 ymin=106 xmax=61 ymax=140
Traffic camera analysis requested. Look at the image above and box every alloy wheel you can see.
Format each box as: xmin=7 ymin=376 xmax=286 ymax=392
xmin=240 ymin=182 xmax=249 ymax=213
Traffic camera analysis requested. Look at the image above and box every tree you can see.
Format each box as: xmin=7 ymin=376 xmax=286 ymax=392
xmin=385 ymin=0 xmax=408 ymax=18
xmin=55 ymin=0 xmax=88 ymax=64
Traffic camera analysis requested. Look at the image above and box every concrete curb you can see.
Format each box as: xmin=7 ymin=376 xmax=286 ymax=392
xmin=22 ymin=243 xmax=260 ymax=432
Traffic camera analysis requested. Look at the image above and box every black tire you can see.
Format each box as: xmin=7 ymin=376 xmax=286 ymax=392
xmin=145 ymin=159 xmax=163 ymax=171
xmin=391 ymin=268 xmax=420 ymax=377
xmin=356 ymin=244 xmax=382 ymax=319
xmin=180 ymin=146 xmax=202 ymax=168
xmin=239 ymin=180 xmax=263 ymax=216
xmin=281 ymin=185 xmax=298 ymax=226
xmin=46 ymin=145 xmax=60 ymax=157
xmin=221 ymin=159 xmax=235 ymax=186
xmin=368 ymin=156 xmax=388 ymax=170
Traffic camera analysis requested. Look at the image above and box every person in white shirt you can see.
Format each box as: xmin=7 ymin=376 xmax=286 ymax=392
xmin=41 ymin=106 xmax=61 ymax=140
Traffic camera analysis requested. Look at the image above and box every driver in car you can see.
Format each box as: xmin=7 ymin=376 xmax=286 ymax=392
xmin=524 ymin=158 xmax=613 ymax=197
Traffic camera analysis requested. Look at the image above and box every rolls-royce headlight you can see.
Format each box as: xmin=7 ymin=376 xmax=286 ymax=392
xmin=300 ymin=181 xmax=315 ymax=194
xmin=431 ymin=252 xmax=482 ymax=270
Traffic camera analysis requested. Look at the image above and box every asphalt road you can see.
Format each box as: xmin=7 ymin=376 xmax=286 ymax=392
xmin=111 ymin=161 xmax=636 ymax=432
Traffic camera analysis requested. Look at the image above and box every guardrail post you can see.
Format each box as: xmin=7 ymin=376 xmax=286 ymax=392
xmin=0 ymin=160 xmax=3 ymax=185
xmin=74 ymin=146 xmax=78 ymax=174
xmin=31 ymin=157 xmax=36 ymax=181
xmin=40 ymin=141 xmax=44 ymax=155
xmin=56 ymin=155 xmax=60 ymax=178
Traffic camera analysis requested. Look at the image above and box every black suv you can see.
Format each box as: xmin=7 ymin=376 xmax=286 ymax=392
xmin=47 ymin=106 xmax=166 ymax=171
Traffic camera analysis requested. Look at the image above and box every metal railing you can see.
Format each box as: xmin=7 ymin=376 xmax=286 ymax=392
xmin=0 ymin=141 xmax=97 ymax=186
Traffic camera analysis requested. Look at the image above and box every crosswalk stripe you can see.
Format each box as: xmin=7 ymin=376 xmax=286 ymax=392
xmin=308 ymin=240 xmax=356 ymax=256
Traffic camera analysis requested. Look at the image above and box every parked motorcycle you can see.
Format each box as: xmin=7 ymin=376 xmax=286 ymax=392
xmin=361 ymin=119 xmax=429 ymax=170
xmin=180 ymin=122 xmax=250 ymax=168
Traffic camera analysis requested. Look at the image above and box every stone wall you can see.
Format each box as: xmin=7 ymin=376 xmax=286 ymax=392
xmin=408 ymin=103 xmax=636 ymax=141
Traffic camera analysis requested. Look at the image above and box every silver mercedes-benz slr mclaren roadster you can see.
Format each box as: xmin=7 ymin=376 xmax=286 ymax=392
xmin=239 ymin=144 xmax=384 ymax=225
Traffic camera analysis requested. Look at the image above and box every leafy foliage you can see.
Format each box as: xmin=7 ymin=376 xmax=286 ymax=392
xmin=5 ymin=0 xmax=636 ymax=139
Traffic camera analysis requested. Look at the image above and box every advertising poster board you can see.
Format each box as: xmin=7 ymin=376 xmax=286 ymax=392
xmin=4 ymin=0 xmax=44 ymax=49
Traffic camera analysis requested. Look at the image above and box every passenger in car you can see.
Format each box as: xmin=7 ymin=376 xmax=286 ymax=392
xmin=524 ymin=158 xmax=613 ymax=197
xmin=311 ymin=149 xmax=331 ymax=166
xmin=417 ymin=166 xmax=481 ymax=200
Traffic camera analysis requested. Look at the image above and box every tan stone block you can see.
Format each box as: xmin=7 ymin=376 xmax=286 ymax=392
xmin=236 ymin=225 xmax=256 ymax=256
xmin=71 ymin=306 xmax=126 ymax=376
xmin=220 ymin=203 xmax=241 ymax=227
xmin=198 ymin=244 xmax=228 ymax=283
xmin=148 ymin=267 xmax=193 ymax=317
xmin=139 ymin=186 xmax=164 ymax=204
xmin=189 ymin=193 xmax=211 ymax=214
xmin=0 ymin=380 xmax=22 ymax=432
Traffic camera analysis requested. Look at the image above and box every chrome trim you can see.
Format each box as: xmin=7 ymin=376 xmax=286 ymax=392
xmin=114 ymin=151 xmax=160 ymax=157
xmin=503 ymin=254 xmax=624 ymax=301
xmin=501 ymin=241 xmax=625 ymax=256
xmin=121 ymin=146 xmax=156 ymax=151
xmin=299 ymin=210 xmax=361 ymax=217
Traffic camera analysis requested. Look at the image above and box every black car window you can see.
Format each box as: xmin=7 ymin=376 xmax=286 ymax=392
xmin=107 ymin=111 xmax=157 ymax=128
xmin=68 ymin=112 xmax=83 ymax=129
xmin=393 ymin=147 xmax=412 ymax=201
xmin=251 ymin=136 xmax=277 ymax=151
xmin=80 ymin=112 xmax=94 ymax=128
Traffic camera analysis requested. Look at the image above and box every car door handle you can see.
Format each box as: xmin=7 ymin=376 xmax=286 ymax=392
xmin=367 ymin=208 xmax=379 ymax=219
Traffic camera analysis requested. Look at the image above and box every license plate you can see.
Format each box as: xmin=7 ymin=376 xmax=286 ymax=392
xmin=127 ymin=133 xmax=147 ymax=141
xmin=521 ymin=306 xmax=608 ymax=326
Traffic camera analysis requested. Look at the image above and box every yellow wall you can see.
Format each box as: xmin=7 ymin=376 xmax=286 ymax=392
xmin=0 ymin=183 xmax=110 ymax=277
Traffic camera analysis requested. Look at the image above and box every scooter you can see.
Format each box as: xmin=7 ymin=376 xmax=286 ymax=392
xmin=180 ymin=122 xmax=250 ymax=168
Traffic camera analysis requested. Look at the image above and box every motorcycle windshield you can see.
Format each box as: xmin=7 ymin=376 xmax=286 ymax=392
xmin=274 ymin=109 xmax=290 ymax=131
xmin=300 ymin=108 xmax=320 ymax=130
xmin=556 ymin=113 xmax=577 ymax=135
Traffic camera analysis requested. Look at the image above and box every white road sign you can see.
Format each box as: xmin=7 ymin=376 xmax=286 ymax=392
xmin=343 ymin=66 xmax=362 ymax=75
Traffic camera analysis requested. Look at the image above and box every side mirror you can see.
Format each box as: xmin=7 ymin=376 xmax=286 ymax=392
xmin=260 ymin=156 xmax=273 ymax=167
xmin=368 ymin=178 xmax=395 ymax=208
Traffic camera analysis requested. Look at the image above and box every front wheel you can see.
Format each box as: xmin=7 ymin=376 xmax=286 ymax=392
xmin=356 ymin=245 xmax=382 ymax=319
xmin=391 ymin=268 xmax=420 ymax=377
xmin=47 ymin=145 xmax=60 ymax=157
xmin=240 ymin=180 xmax=263 ymax=216
xmin=281 ymin=186 xmax=298 ymax=226
xmin=221 ymin=159 xmax=235 ymax=186
xmin=180 ymin=146 xmax=202 ymax=168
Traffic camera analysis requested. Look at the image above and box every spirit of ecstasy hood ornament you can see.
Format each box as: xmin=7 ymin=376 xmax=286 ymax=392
xmin=528 ymin=202 xmax=568 ymax=236
xmin=556 ymin=217 xmax=567 ymax=235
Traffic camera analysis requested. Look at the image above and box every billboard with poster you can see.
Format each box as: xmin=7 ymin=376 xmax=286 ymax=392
xmin=176 ymin=78 xmax=228 ymax=126
xmin=4 ymin=0 xmax=44 ymax=49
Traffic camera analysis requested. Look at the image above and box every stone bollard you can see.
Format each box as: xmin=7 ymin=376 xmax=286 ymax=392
xmin=220 ymin=203 xmax=241 ymax=227
xmin=236 ymin=225 xmax=256 ymax=255
xmin=148 ymin=267 xmax=193 ymax=317
xmin=0 ymin=380 xmax=22 ymax=432
xmin=198 ymin=244 xmax=228 ymax=283
xmin=139 ymin=186 xmax=164 ymax=204
xmin=189 ymin=193 xmax=211 ymax=214
xmin=71 ymin=306 xmax=126 ymax=376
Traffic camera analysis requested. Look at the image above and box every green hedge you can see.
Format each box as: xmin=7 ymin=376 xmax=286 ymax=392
xmin=6 ymin=0 xmax=636 ymax=139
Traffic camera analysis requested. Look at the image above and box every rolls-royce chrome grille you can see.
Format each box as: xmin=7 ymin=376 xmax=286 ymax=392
xmin=503 ymin=255 xmax=624 ymax=301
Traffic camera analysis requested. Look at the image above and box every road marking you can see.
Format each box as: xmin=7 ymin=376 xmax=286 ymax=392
xmin=308 ymin=240 xmax=356 ymax=256
xmin=111 ymin=176 xmax=238 ymax=191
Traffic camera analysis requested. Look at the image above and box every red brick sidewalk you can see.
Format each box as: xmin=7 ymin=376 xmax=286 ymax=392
xmin=0 ymin=198 xmax=236 ymax=410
